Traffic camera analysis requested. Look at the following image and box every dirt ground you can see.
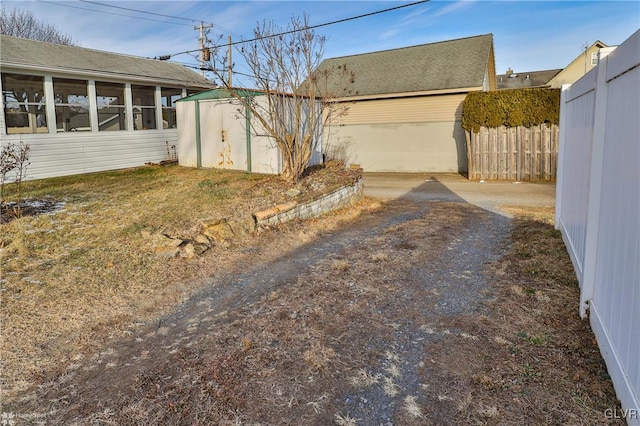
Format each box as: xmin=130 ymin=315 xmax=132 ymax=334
xmin=2 ymin=176 xmax=623 ymax=425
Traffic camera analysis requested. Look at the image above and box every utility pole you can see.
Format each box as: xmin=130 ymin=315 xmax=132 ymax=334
xmin=194 ymin=21 xmax=213 ymax=77
xmin=227 ymin=35 xmax=233 ymax=87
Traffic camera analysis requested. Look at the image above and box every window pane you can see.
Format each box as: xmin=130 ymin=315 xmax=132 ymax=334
xmin=56 ymin=106 xmax=90 ymax=132
xmin=132 ymin=85 xmax=156 ymax=130
xmin=162 ymin=108 xmax=177 ymax=129
xmin=95 ymin=82 xmax=126 ymax=131
xmin=54 ymin=78 xmax=88 ymax=104
xmin=98 ymin=106 xmax=127 ymax=131
xmin=133 ymin=106 xmax=156 ymax=130
xmin=95 ymin=82 xmax=124 ymax=107
xmin=161 ymin=87 xmax=182 ymax=107
xmin=161 ymin=87 xmax=181 ymax=129
xmin=132 ymin=85 xmax=155 ymax=107
xmin=2 ymin=73 xmax=47 ymax=134
xmin=54 ymin=78 xmax=90 ymax=132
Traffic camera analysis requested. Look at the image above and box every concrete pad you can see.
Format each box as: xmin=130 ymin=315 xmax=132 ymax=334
xmin=363 ymin=173 xmax=556 ymax=216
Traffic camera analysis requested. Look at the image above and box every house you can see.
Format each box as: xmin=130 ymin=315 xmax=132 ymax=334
xmin=176 ymin=89 xmax=323 ymax=174
xmin=496 ymin=68 xmax=561 ymax=89
xmin=0 ymin=35 xmax=213 ymax=180
xmin=316 ymin=34 xmax=496 ymax=173
xmin=547 ymin=40 xmax=608 ymax=88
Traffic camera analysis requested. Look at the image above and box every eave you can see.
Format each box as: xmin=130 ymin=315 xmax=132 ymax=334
xmin=0 ymin=62 xmax=213 ymax=89
xmin=331 ymin=86 xmax=483 ymax=102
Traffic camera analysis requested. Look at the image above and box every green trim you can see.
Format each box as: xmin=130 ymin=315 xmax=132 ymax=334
xmin=195 ymin=100 xmax=202 ymax=168
xmin=177 ymin=88 xmax=265 ymax=102
xmin=245 ymin=105 xmax=252 ymax=173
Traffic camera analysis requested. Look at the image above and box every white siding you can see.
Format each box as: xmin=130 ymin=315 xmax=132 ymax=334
xmin=556 ymin=30 xmax=640 ymax=424
xmin=1 ymin=130 xmax=177 ymax=181
xmin=337 ymin=94 xmax=465 ymax=125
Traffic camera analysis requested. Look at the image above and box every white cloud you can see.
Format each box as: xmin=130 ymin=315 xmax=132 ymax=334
xmin=432 ymin=0 xmax=477 ymax=18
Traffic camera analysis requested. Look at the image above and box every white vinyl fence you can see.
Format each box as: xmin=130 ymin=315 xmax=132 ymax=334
xmin=556 ymin=30 xmax=639 ymax=425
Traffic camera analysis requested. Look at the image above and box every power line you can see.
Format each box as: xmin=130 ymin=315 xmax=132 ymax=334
xmin=79 ymin=0 xmax=207 ymax=23
xmin=37 ymin=0 xmax=194 ymax=27
xmin=163 ymin=0 xmax=431 ymax=58
xmin=78 ymin=0 xmax=243 ymax=38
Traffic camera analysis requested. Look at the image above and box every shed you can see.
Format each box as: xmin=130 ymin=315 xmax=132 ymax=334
xmin=177 ymin=89 xmax=323 ymax=175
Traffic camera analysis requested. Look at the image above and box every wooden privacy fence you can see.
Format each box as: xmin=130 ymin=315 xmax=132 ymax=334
xmin=465 ymin=124 xmax=559 ymax=181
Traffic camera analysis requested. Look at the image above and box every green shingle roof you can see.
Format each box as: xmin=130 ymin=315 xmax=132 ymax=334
xmin=316 ymin=34 xmax=494 ymax=97
xmin=0 ymin=35 xmax=213 ymax=88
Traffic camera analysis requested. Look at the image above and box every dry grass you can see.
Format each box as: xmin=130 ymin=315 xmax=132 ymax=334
xmin=420 ymin=207 xmax=625 ymax=424
xmin=0 ymin=163 xmax=363 ymax=400
xmin=1 ymin=183 xmax=623 ymax=425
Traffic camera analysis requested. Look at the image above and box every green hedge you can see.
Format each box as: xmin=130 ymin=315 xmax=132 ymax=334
xmin=461 ymin=88 xmax=560 ymax=133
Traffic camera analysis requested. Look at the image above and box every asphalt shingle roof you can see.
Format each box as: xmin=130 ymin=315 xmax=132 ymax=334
xmin=496 ymin=69 xmax=561 ymax=89
xmin=316 ymin=34 xmax=494 ymax=97
xmin=0 ymin=35 xmax=212 ymax=88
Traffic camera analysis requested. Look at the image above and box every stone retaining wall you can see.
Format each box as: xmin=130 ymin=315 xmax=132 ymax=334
xmin=253 ymin=178 xmax=363 ymax=227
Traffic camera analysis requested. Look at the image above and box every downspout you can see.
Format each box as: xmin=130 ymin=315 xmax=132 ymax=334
xmin=195 ymin=100 xmax=202 ymax=168
xmin=245 ymin=101 xmax=252 ymax=173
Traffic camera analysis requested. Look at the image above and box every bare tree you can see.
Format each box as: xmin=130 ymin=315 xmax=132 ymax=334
xmin=0 ymin=6 xmax=75 ymax=45
xmin=205 ymin=15 xmax=353 ymax=182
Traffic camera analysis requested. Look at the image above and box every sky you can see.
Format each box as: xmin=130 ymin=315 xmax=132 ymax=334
xmin=3 ymin=0 xmax=639 ymax=86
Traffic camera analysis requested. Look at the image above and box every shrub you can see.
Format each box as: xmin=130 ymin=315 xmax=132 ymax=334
xmin=462 ymin=88 xmax=561 ymax=133
xmin=1 ymin=140 xmax=31 ymax=215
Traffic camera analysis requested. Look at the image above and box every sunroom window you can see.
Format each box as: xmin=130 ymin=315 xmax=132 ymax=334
xmin=161 ymin=87 xmax=183 ymax=129
xmin=2 ymin=73 xmax=48 ymax=134
xmin=96 ymin=82 xmax=127 ymax=131
xmin=132 ymin=85 xmax=156 ymax=130
xmin=54 ymin=78 xmax=90 ymax=132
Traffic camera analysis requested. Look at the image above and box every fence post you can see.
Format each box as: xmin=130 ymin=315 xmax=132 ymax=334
xmin=465 ymin=130 xmax=473 ymax=179
xmin=579 ymin=54 xmax=610 ymax=318
xmin=555 ymin=85 xmax=571 ymax=230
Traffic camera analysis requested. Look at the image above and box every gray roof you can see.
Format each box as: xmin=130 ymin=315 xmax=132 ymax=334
xmin=497 ymin=69 xmax=561 ymax=89
xmin=316 ymin=34 xmax=494 ymax=97
xmin=0 ymin=35 xmax=213 ymax=88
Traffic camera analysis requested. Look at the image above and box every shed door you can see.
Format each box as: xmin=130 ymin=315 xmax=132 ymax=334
xmin=199 ymin=100 xmax=248 ymax=170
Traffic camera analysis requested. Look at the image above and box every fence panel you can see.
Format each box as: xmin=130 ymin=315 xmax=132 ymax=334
xmin=467 ymin=124 xmax=558 ymax=181
xmin=555 ymin=30 xmax=640 ymax=425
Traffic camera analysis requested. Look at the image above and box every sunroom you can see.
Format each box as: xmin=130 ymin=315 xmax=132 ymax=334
xmin=0 ymin=35 xmax=213 ymax=180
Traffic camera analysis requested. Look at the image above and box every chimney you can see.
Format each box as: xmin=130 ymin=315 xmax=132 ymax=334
xmin=506 ymin=67 xmax=513 ymax=75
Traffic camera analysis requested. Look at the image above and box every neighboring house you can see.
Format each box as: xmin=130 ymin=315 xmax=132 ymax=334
xmin=317 ymin=34 xmax=496 ymax=173
xmin=496 ymin=68 xmax=561 ymax=89
xmin=547 ymin=40 xmax=608 ymax=88
xmin=176 ymin=89 xmax=323 ymax=175
xmin=0 ymin=35 xmax=213 ymax=180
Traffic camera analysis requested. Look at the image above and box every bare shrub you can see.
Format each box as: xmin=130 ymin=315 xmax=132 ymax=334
xmin=0 ymin=140 xmax=30 ymax=216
